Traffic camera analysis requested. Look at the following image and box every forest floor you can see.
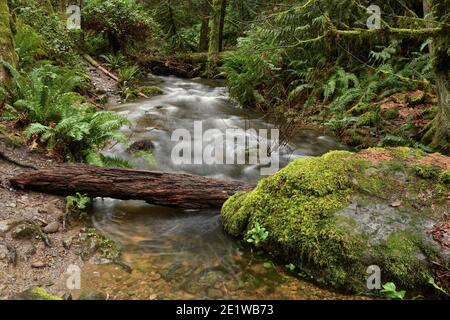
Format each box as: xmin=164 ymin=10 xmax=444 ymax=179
xmin=86 ymin=64 xmax=121 ymax=108
xmin=0 ymin=138 xmax=87 ymax=299
xmin=0 ymin=64 xmax=124 ymax=299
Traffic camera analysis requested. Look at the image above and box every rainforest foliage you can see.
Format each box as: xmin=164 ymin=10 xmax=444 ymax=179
xmin=1 ymin=0 xmax=448 ymax=157
xmin=0 ymin=0 xmax=449 ymax=299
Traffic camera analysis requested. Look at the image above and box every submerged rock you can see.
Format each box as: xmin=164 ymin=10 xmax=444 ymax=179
xmin=221 ymin=147 xmax=450 ymax=293
xmin=129 ymin=139 xmax=155 ymax=152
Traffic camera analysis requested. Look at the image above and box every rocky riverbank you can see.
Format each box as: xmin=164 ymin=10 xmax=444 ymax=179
xmin=0 ymin=137 xmax=117 ymax=299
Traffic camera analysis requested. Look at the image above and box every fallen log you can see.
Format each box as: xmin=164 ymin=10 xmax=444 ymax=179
xmin=83 ymin=54 xmax=149 ymax=99
xmin=10 ymin=164 xmax=254 ymax=209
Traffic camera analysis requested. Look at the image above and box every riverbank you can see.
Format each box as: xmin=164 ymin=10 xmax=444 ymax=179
xmin=0 ymin=62 xmax=126 ymax=299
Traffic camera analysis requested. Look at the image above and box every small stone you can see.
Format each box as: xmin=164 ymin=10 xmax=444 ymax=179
xmin=6 ymin=202 xmax=16 ymax=208
xmin=0 ymin=245 xmax=8 ymax=260
xmin=43 ymin=221 xmax=60 ymax=234
xmin=11 ymin=224 xmax=36 ymax=239
xmin=149 ymin=294 xmax=158 ymax=300
xmin=31 ymin=261 xmax=46 ymax=268
xmin=0 ymin=219 xmax=20 ymax=234
xmin=62 ymin=238 xmax=72 ymax=250
xmin=80 ymin=238 xmax=98 ymax=261
xmin=390 ymin=200 xmax=402 ymax=207
xmin=150 ymin=272 xmax=162 ymax=281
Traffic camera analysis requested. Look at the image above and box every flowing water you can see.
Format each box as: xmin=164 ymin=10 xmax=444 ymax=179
xmin=80 ymin=76 xmax=363 ymax=300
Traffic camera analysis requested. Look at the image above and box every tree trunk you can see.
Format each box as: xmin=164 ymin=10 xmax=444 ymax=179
xmin=0 ymin=0 xmax=16 ymax=85
xmin=218 ymin=0 xmax=227 ymax=52
xmin=206 ymin=0 xmax=224 ymax=78
xmin=422 ymin=0 xmax=450 ymax=154
xmin=199 ymin=14 xmax=210 ymax=52
xmin=10 ymin=164 xmax=254 ymax=209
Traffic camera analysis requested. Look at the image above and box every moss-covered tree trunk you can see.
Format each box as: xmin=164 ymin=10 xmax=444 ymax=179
xmin=218 ymin=0 xmax=227 ymax=52
xmin=199 ymin=0 xmax=210 ymax=52
xmin=0 ymin=0 xmax=16 ymax=85
xmin=422 ymin=0 xmax=450 ymax=154
xmin=37 ymin=0 xmax=54 ymax=13
xmin=206 ymin=0 xmax=224 ymax=78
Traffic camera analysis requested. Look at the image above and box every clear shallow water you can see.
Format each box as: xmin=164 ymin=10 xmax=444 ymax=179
xmin=82 ymin=76 xmax=361 ymax=300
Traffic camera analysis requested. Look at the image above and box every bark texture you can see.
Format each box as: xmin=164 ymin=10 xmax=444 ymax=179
xmin=10 ymin=164 xmax=254 ymax=209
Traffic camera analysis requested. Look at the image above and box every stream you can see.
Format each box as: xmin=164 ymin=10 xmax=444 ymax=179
xmin=80 ymin=76 xmax=363 ymax=300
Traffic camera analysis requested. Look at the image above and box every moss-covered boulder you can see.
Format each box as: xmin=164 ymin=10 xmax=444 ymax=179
xmin=221 ymin=147 xmax=450 ymax=293
xmin=13 ymin=287 xmax=62 ymax=300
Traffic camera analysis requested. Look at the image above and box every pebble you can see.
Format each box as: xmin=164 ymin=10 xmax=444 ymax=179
xmin=31 ymin=261 xmax=46 ymax=268
xmin=23 ymin=243 xmax=36 ymax=256
xmin=62 ymin=237 xmax=72 ymax=250
xmin=0 ymin=219 xmax=20 ymax=234
xmin=0 ymin=245 xmax=8 ymax=260
xmin=43 ymin=221 xmax=60 ymax=234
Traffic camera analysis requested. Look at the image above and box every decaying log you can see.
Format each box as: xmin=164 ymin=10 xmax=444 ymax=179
xmin=10 ymin=164 xmax=254 ymax=209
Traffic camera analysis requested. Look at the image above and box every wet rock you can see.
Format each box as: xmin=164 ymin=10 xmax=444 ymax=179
xmin=78 ymin=290 xmax=107 ymax=300
xmin=11 ymin=224 xmax=37 ymax=240
xmin=129 ymin=139 xmax=155 ymax=152
xmin=80 ymin=237 xmax=98 ymax=261
xmin=43 ymin=221 xmax=60 ymax=234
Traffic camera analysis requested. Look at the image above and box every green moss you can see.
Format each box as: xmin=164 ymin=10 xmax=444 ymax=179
xmin=139 ymin=86 xmax=164 ymax=96
xmin=383 ymin=108 xmax=399 ymax=120
xmin=421 ymin=106 xmax=438 ymax=120
xmin=348 ymin=102 xmax=371 ymax=116
xmin=375 ymin=231 xmax=430 ymax=288
xmin=346 ymin=129 xmax=364 ymax=147
xmin=414 ymin=165 xmax=438 ymax=179
xmin=407 ymin=92 xmax=426 ymax=106
xmin=438 ymin=170 xmax=450 ymax=188
xmin=356 ymin=110 xmax=381 ymax=127
xmin=21 ymin=287 xmax=62 ymax=300
xmin=221 ymin=191 xmax=250 ymax=237
xmin=221 ymin=148 xmax=445 ymax=293
xmin=389 ymin=146 xmax=425 ymax=160
xmin=222 ymin=151 xmax=371 ymax=289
